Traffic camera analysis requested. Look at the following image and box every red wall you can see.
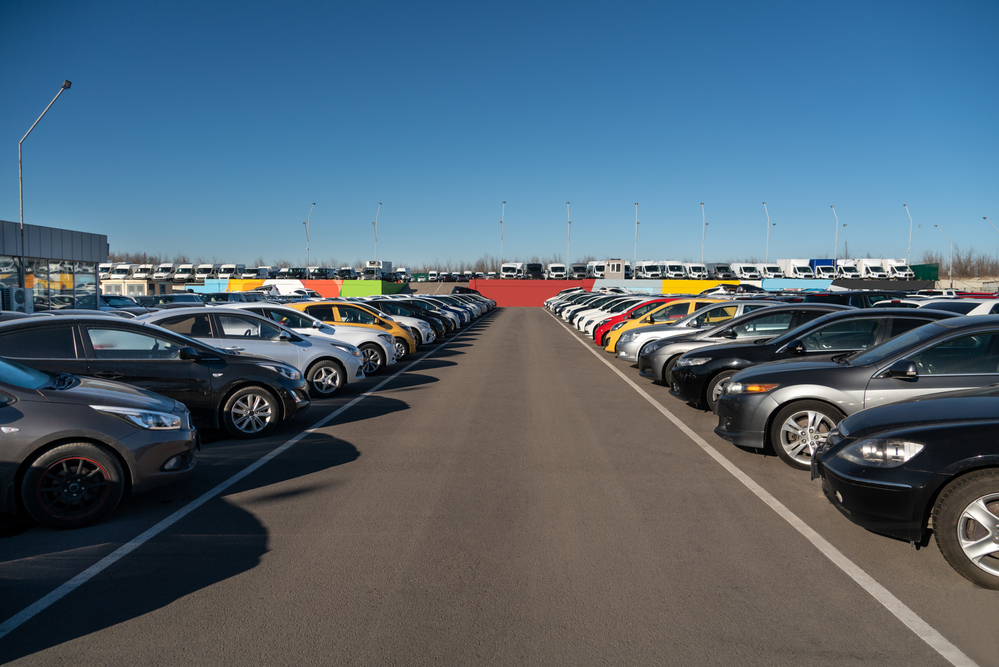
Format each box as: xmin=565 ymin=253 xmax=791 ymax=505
xmin=469 ymin=279 xmax=595 ymax=307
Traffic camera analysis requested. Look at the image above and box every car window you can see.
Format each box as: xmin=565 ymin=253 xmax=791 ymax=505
xmin=155 ymin=313 xmax=213 ymax=337
xmin=264 ymin=308 xmax=313 ymax=329
xmin=909 ymin=332 xmax=999 ymax=375
xmin=217 ymin=314 xmax=283 ymax=340
xmin=795 ymin=311 xmax=829 ymax=328
xmin=991 ymin=304 xmax=999 ymax=315
xmin=654 ymin=302 xmax=692 ymax=321
xmin=0 ymin=326 xmax=77 ymax=359
xmin=693 ymin=306 xmax=738 ymax=327
xmin=87 ymin=328 xmax=185 ymax=360
xmin=304 ymin=305 xmax=335 ymax=321
xmin=923 ymin=301 xmax=978 ymax=314
xmin=800 ymin=318 xmax=881 ymax=352
xmin=628 ymin=301 xmax=665 ymax=318
xmin=730 ymin=311 xmax=794 ymax=338
xmin=338 ymin=305 xmax=378 ymax=325
xmin=890 ymin=317 xmax=935 ymax=338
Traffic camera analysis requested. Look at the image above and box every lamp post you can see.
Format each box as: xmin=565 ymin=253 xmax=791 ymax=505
xmin=304 ymin=202 xmax=315 ymax=270
xmin=830 ymin=205 xmax=840 ymax=260
xmin=763 ymin=202 xmax=776 ymax=263
xmin=633 ymin=203 xmax=639 ymax=278
xmin=19 ymin=80 xmax=72 ymax=288
xmin=903 ymin=204 xmax=917 ymax=266
xmin=566 ymin=202 xmax=571 ymax=267
xmin=935 ymin=224 xmax=954 ymax=288
xmin=835 ymin=223 xmax=847 ymax=261
xmin=372 ymin=202 xmax=381 ymax=261
xmin=700 ymin=203 xmax=707 ymax=266
xmin=500 ymin=201 xmax=505 ymax=266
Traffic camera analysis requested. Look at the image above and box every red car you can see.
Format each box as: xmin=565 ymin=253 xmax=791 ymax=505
xmin=592 ymin=297 xmax=680 ymax=346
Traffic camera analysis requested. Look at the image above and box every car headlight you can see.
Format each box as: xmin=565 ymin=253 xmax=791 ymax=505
xmin=334 ymin=343 xmax=362 ymax=358
xmin=836 ymin=438 xmax=924 ymax=468
xmin=260 ymin=363 xmax=302 ymax=380
xmin=643 ymin=340 xmax=670 ymax=354
xmin=378 ymin=333 xmax=393 ymax=343
xmin=619 ymin=332 xmax=637 ymax=343
xmin=724 ymin=381 xmax=779 ymax=395
xmin=91 ymin=405 xmax=182 ymax=430
xmin=676 ymin=357 xmax=710 ymax=367
xmin=610 ymin=322 xmax=627 ymax=331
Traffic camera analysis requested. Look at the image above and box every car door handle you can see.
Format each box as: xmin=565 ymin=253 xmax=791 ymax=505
xmin=92 ymin=371 xmax=123 ymax=379
xmin=223 ymin=346 xmax=244 ymax=352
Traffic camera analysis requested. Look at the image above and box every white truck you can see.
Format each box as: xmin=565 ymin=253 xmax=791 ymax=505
xmin=776 ymin=259 xmax=815 ymax=279
xmin=659 ymin=260 xmax=687 ymax=279
xmin=195 ymin=263 xmax=221 ymax=281
xmin=812 ymin=264 xmax=837 ymax=279
xmin=884 ymin=259 xmax=915 ymax=280
xmin=366 ymin=260 xmax=393 ymax=276
xmin=152 ymin=263 xmax=176 ymax=280
xmin=856 ymin=259 xmax=889 ymax=279
xmin=173 ymin=263 xmax=196 ymax=283
xmin=682 ymin=262 xmax=709 ymax=279
xmin=131 ymin=264 xmax=155 ymax=279
xmin=428 ymin=270 xmax=439 ymax=282
xmin=545 ymin=263 xmax=567 ymax=279
xmin=98 ymin=263 xmax=113 ymax=280
xmin=218 ymin=263 xmax=245 ymax=280
xmin=731 ymin=263 xmax=762 ymax=280
xmin=634 ymin=260 xmax=662 ymax=279
xmin=585 ymin=260 xmax=606 ymax=278
xmin=835 ymin=259 xmax=861 ymax=279
xmin=501 ymin=262 xmax=525 ymax=279
xmin=108 ymin=263 xmax=138 ymax=280
xmin=396 ymin=267 xmax=412 ymax=282
xmin=756 ymin=264 xmax=785 ymax=279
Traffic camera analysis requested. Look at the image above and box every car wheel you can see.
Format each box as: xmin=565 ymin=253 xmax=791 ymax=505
xmin=601 ymin=332 xmax=610 ymax=347
xmin=768 ymin=400 xmax=844 ymax=471
xmin=394 ymin=338 xmax=408 ymax=359
xmin=306 ymin=359 xmax=345 ymax=397
xmin=661 ymin=356 xmax=679 ymax=386
xmin=705 ymin=370 xmax=738 ymax=413
xmin=359 ymin=344 xmax=385 ymax=375
xmin=21 ymin=442 xmax=125 ymax=529
xmin=223 ymin=386 xmax=280 ymax=438
xmin=932 ymin=470 xmax=999 ymax=589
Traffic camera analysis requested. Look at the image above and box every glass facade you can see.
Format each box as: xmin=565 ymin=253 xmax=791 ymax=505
xmin=2 ymin=255 xmax=99 ymax=311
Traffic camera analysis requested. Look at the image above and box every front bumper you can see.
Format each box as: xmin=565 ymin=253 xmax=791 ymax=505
xmin=668 ymin=367 xmax=710 ymax=403
xmin=713 ymin=392 xmax=779 ymax=450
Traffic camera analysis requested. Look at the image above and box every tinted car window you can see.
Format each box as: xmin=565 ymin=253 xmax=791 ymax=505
xmin=693 ymin=306 xmax=738 ymax=327
xmin=890 ymin=317 xmax=934 ymax=337
xmin=923 ymin=301 xmax=978 ymax=314
xmin=156 ymin=313 xmax=213 ymax=337
xmin=338 ymin=305 xmax=378 ymax=325
xmin=304 ymin=305 xmax=335 ymax=321
xmin=0 ymin=326 xmax=76 ymax=359
xmin=731 ymin=311 xmax=794 ymax=338
xmin=88 ymin=328 xmax=185 ymax=360
xmin=656 ymin=302 xmax=693 ymax=321
xmin=909 ymin=333 xmax=999 ymax=375
xmin=263 ymin=308 xmax=314 ymax=329
xmin=217 ymin=314 xmax=282 ymax=340
xmin=800 ymin=318 xmax=881 ymax=352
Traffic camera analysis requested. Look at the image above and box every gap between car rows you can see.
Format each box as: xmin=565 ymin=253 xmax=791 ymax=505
xmin=0 ymin=312 xmax=495 ymax=642
xmin=544 ymin=310 xmax=977 ymax=667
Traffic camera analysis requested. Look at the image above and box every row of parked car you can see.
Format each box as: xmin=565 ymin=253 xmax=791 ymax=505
xmin=0 ymin=291 xmax=496 ymax=530
xmin=546 ymin=286 xmax=999 ymax=589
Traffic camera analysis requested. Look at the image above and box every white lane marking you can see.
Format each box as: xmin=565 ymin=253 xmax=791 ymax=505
xmin=0 ymin=316 xmax=489 ymax=641
xmin=547 ymin=310 xmax=977 ymax=667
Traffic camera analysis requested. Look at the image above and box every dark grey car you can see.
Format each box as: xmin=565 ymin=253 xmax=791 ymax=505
xmin=0 ymin=358 xmax=197 ymax=529
xmin=715 ymin=315 xmax=999 ymax=470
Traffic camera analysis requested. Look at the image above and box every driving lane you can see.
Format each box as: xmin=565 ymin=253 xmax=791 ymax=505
xmin=0 ymin=307 xmax=987 ymax=665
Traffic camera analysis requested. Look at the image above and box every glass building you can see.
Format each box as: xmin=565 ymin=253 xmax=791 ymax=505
xmin=0 ymin=220 xmax=108 ymax=311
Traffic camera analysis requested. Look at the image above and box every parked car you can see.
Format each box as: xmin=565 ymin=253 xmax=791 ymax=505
xmin=0 ymin=316 xmax=310 ymax=438
xmin=605 ymin=299 xmax=721 ymax=353
xmin=913 ymin=298 xmax=999 ymax=316
xmin=714 ymin=314 xmax=999 ymax=470
xmin=802 ymin=290 xmax=906 ymax=308
xmin=138 ymin=308 xmax=364 ymax=398
xmin=812 ymin=385 xmax=999 ymax=589
xmin=134 ymin=293 xmax=206 ymax=308
xmin=670 ymin=308 xmax=958 ymax=413
xmin=287 ymin=301 xmax=417 ymax=359
xmin=593 ymin=298 xmax=680 ymax=347
xmin=360 ymin=299 xmax=437 ymax=345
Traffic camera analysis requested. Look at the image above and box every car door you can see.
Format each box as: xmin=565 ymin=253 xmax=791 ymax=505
xmin=79 ymin=324 xmax=213 ymax=409
xmin=0 ymin=323 xmax=88 ymax=377
xmin=709 ymin=309 xmax=798 ymax=343
xmin=864 ymin=330 xmax=999 ymax=409
xmin=211 ymin=312 xmax=303 ymax=369
xmin=773 ymin=316 xmax=884 ymax=361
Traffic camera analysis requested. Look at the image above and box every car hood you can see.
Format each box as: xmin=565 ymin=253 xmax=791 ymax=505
xmin=839 ymin=388 xmax=999 ymax=439
xmin=38 ymin=376 xmax=180 ymax=412
xmin=733 ymin=359 xmax=844 ymax=381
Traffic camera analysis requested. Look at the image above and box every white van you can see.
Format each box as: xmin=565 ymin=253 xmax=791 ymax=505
xmin=131 ymin=264 xmax=155 ymax=279
xmin=731 ymin=263 xmax=762 ymax=280
xmin=98 ymin=263 xmax=114 ymax=280
xmin=545 ymin=263 xmax=567 ymax=279
xmin=109 ymin=263 xmax=137 ymax=280
xmin=173 ymin=264 xmax=196 ymax=283
xmin=428 ymin=270 xmax=439 ymax=282
xmin=501 ymin=263 xmax=525 ymax=279
xmin=218 ymin=263 xmax=245 ymax=280
xmin=152 ymin=263 xmax=176 ymax=280
xmin=659 ymin=261 xmax=686 ymax=279
xmin=195 ymin=263 xmax=221 ymax=281
xmin=682 ymin=263 xmax=708 ymax=279
xmin=634 ymin=261 xmax=662 ymax=279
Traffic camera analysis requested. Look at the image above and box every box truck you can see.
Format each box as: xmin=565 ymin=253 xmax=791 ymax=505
xmin=884 ymin=259 xmax=915 ymax=280
xmin=501 ymin=262 xmax=525 ymax=279
xmin=856 ymin=259 xmax=889 ymax=279
xmin=809 ymin=259 xmax=836 ymax=279
xmin=776 ymin=259 xmax=815 ymax=279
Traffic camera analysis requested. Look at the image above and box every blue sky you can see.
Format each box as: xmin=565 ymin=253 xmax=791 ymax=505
xmin=2 ymin=0 xmax=997 ymax=268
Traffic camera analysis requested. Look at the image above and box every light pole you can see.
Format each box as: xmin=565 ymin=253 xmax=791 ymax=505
xmin=500 ymin=201 xmax=505 ymax=266
xmin=835 ymin=223 xmax=847 ymax=261
xmin=700 ymin=203 xmax=708 ymax=266
xmin=566 ymin=202 xmax=571 ymax=268
xmin=830 ymin=205 xmax=840 ymax=260
xmin=304 ymin=202 xmax=315 ymax=270
xmin=633 ymin=203 xmax=639 ymax=278
xmin=903 ymin=204 xmax=917 ymax=266
xmin=372 ymin=202 xmax=381 ymax=261
xmin=19 ymin=79 xmax=71 ymax=288
xmin=935 ymin=224 xmax=954 ymax=288
xmin=763 ymin=202 xmax=776 ymax=263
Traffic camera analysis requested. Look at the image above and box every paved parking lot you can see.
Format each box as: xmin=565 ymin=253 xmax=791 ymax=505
xmin=1 ymin=307 xmax=997 ymax=666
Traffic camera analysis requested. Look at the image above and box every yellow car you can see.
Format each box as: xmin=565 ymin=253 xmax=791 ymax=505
xmin=604 ymin=298 xmax=722 ymax=352
xmin=288 ymin=301 xmax=417 ymax=359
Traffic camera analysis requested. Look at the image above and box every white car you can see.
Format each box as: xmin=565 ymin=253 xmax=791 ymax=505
xmin=210 ymin=302 xmax=398 ymax=375
xmin=138 ymin=307 xmax=365 ymax=397
xmin=915 ymin=298 xmax=999 ymax=316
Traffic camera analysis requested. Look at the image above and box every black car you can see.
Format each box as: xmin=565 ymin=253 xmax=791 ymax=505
xmin=813 ymin=385 xmax=999 ymax=589
xmin=669 ymin=308 xmax=959 ymax=412
xmin=0 ymin=357 xmax=197 ymax=529
xmin=802 ymin=290 xmax=907 ymax=308
xmin=0 ymin=316 xmax=310 ymax=439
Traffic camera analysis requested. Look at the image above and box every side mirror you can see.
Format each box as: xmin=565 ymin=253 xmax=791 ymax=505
xmin=311 ymin=320 xmax=321 ymax=329
xmin=278 ymin=331 xmax=292 ymax=341
xmin=645 ymin=316 xmax=654 ymax=324
xmin=887 ymin=360 xmax=918 ymax=379
xmin=178 ymin=346 xmax=200 ymax=361
xmin=720 ymin=329 xmax=737 ymax=339
xmin=788 ymin=340 xmax=806 ymax=355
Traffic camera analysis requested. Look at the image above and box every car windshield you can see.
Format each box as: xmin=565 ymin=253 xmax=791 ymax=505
xmin=921 ymin=301 xmax=979 ymax=314
xmin=0 ymin=358 xmax=51 ymax=390
xmin=846 ymin=322 xmax=948 ymax=366
xmin=103 ymin=295 xmax=138 ymax=307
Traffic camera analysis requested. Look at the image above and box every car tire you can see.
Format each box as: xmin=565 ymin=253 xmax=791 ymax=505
xmin=394 ymin=338 xmax=408 ymax=360
xmin=222 ymin=385 xmax=280 ymax=439
xmin=306 ymin=359 xmax=345 ymax=397
xmin=21 ymin=442 xmax=125 ymax=529
xmin=768 ymin=400 xmax=844 ymax=471
xmin=359 ymin=344 xmax=386 ymax=375
xmin=705 ymin=370 xmax=738 ymax=413
xmin=661 ymin=356 xmax=679 ymax=386
xmin=932 ymin=470 xmax=999 ymax=589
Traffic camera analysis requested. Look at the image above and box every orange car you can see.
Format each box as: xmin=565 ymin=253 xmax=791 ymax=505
xmin=604 ymin=298 xmax=722 ymax=352
xmin=287 ymin=301 xmax=417 ymax=359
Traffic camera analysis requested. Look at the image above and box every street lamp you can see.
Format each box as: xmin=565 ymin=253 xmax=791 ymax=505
xmin=763 ymin=202 xmax=776 ymax=263
xmin=500 ymin=201 xmax=505 ymax=266
xmin=304 ymin=202 xmax=315 ymax=270
xmin=700 ymin=203 xmax=707 ymax=266
xmin=633 ymin=203 xmax=639 ymax=279
xmin=903 ymin=204 xmax=917 ymax=266
xmin=372 ymin=202 xmax=381 ymax=261
xmin=835 ymin=223 xmax=847 ymax=261
xmin=566 ymin=202 xmax=571 ymax=268
xmin=18 ymin=79 xmax=72 ymax=288
xmin=935 ymin=224 xmax=954 ymax=288
xmin=830 ymin=205 xmax=840 ymax=260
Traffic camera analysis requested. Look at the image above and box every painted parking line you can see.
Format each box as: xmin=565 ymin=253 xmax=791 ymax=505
xmin=547 ymin=310 xmax=976 ymax=667
xmin=0 ymin=314 xmax=492 ymax=641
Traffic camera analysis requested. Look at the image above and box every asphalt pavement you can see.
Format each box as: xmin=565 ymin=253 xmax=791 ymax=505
xmin=1 ymin=307 xmax=997 ymax=666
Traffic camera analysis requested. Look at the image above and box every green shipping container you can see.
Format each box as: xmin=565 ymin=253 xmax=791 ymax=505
xmin=911 ymin=263 xmax=939 ymax=281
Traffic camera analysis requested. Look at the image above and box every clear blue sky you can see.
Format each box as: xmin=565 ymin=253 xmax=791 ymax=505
xmin=2 ymin=0 xmax=997 ymax=268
